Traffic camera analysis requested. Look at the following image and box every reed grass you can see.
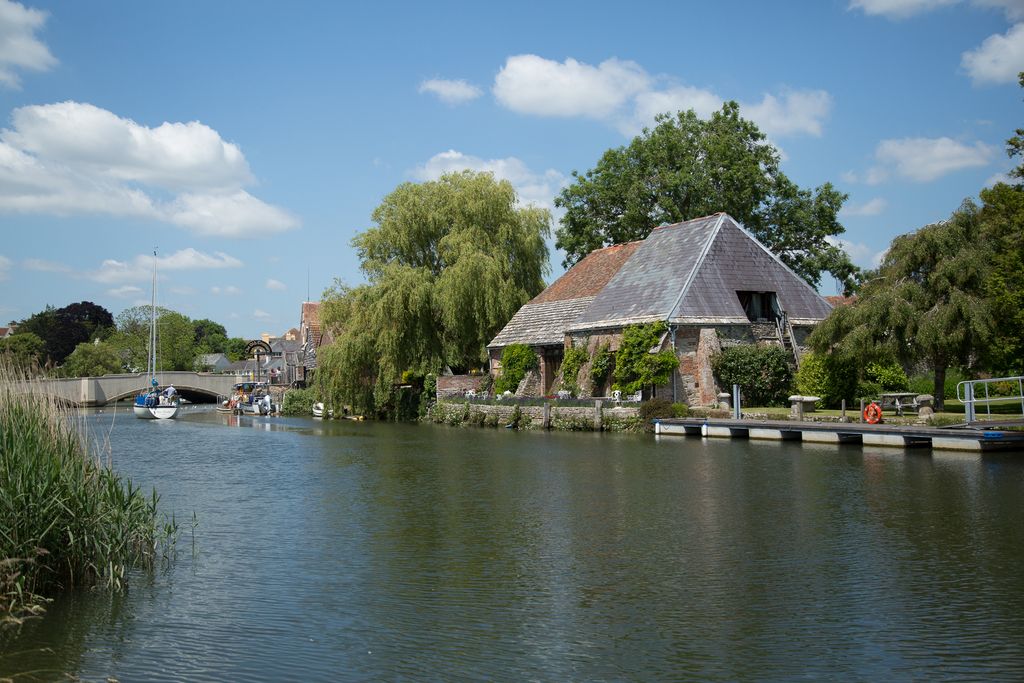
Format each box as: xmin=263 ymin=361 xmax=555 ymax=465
xmin=0 ymin=360 xmax=176 ymax=627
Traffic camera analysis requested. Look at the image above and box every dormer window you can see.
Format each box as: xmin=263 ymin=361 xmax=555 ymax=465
xmin=737 ymin=291 xmax=780 ymax=322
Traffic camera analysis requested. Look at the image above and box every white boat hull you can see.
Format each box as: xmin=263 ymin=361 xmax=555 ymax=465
xmin=133 ymin=403 xmax=179 ymax=419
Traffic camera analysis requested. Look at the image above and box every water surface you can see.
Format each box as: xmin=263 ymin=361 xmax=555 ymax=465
xmin=3 ymin=408 xmax=1023 ymax=680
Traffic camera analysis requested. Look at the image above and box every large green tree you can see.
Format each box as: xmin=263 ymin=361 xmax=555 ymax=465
xmin=111 ymin=306 xmax=197 ymax=372
xmin=808 ymin=202 xmax=991 ymax=409
xmin=555 ymin=102 xmax=858 ymax=291
xmin=193 ymin=319 xmax=229 ymax=355
xmin=16 ymin=301 xmax=114 ymax=366
xmin=318 ymin=171 xmax=550 ymax=415
xmin=978 ymin=182 xmax=1024 ymax=374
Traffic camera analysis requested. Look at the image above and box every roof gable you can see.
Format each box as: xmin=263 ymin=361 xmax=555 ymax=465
xmin=570 ymin=214 xmax=722 ymax=329
xmin=531 ymin=241 xmax=641 ymax=303
xmin=671 ymin=216 xmax=833 ymax=322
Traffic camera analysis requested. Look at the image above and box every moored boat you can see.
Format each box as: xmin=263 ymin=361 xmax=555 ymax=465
xmin=133 ymin=250 xmax=179 ymax=420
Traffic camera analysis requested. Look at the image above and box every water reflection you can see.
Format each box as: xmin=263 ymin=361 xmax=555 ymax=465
xmin=2 ymin=418 xmax=1023 ymax=681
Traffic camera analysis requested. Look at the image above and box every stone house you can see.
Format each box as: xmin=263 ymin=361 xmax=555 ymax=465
xmin=487 ymin=241 xmax=640 ymax=395
xmin=487 ymin=213 xmax=833 ymax=405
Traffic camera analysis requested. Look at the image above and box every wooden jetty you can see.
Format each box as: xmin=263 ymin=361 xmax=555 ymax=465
xmin=655 ymin=418 xmax=1024 ymax=452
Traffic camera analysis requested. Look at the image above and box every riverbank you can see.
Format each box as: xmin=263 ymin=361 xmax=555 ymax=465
xmin=0 ymin=365 xmax=175 ymax=627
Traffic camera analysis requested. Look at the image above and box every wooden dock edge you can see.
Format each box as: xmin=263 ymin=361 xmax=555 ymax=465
xmin=654 ymin=418 xmax=1024 ymax=453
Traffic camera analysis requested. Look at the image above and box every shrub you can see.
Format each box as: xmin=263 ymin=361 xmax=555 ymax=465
xmin=864 ymin=361 xmax=909 ymax=391
xmin=908 ymin=368 xmax=968 ymax=399
xmin=639 ymin=397 xmax=675 ymax=421
xmin=712 ymin=344 xmax=793 ymax=407
xmin=281 ymin=387 xmax=317 ymax=416
xmin=672 ymin=402 xmax=689 ymax=418
xmin=560 ymin=346 xmax=589 ymax=396
xmin=857 ymin=380 xmax=883 ymax=400
xmin=613 ymin=322 xmax=679 ymax=394
xmin=495 ymin=344 xmax=537 ymax=394
xmin=795 ymin=352 xmax=859 ymax=408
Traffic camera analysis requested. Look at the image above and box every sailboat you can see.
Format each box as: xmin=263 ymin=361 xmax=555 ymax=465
xmin=133 ymin=250 xmax=179 ymax=419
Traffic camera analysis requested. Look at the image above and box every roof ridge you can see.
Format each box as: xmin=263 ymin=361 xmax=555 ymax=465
xmin=665 ymin=214 xmax=724 ymax=319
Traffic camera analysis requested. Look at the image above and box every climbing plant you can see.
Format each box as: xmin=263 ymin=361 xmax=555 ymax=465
xmin=612 ymin=322 xmax=679 ymax=395
xmin=495 ymin=344 xmax=538 ymax=394
xmin=590 ymin=342 xmax=613 ymax=390
xmin=559 ymin=346 xmax=589 ymax=396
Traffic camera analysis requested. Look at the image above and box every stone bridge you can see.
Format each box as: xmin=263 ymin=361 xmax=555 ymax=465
xmin=22 ymin=372 xmax=241 ymax=407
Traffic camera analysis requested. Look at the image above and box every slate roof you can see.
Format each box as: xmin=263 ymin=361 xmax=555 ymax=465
xmin=570 ymin=214 xmax=833 ymax=331
xmin=487 ymin=241 xmax=640 ymax=348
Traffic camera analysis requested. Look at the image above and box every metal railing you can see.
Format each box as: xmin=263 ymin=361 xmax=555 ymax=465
xmin=957 ymin=375 xmax=1024 ymax=423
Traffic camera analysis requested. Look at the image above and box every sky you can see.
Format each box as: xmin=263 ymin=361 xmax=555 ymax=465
xmin=0 ymin=0 xmax=1021 ymax=339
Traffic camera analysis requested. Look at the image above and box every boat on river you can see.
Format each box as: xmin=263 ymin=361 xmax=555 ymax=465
xmin=133 ymin=251 xmax=179 ymax=420
xmin=222 ymin=381 xmax=275 ymax=415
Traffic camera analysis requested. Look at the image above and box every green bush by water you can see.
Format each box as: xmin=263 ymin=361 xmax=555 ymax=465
xmin=281 ymin=387 xmax=318 ymax=416
xmin=0 ymin=364 xmax=176 ymax=626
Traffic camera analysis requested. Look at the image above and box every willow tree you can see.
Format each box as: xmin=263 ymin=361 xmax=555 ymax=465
xmin=318 ymin=171 xmax=550 ymax=414
xmin=808 ymin=201 xmax=991 ymax=409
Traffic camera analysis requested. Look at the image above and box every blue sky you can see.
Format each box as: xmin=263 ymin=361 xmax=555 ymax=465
xmin=0 ymin=0 xmax=1021 ymax=339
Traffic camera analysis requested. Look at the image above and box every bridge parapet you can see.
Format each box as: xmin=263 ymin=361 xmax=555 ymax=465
xmin=11 ymin=372 xmax=240 ymax=407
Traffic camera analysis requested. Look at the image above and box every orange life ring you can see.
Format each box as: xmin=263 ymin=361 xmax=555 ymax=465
xmin=863 ymin=402 xmax=883 ymax=424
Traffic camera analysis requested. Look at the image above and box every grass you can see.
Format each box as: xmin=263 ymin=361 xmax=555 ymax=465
xmin=0 ymin=360 xmax=177 ymax=628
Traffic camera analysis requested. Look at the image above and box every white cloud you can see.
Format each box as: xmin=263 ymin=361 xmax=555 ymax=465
xmin=413 ymin=149 xmax=566 ymax=210
xmin=265 ymin=278 xmax=286 ymax=291
xmin=0 ymin=253 xmax=10 ymax=280
xmin=984 ymin=170 xmax=1013 ymax=185
xmin=872 ymin=136 xmax=994 ymax=181
xmin=494 ymin=54 xmax=831 ymax=140
xmin=494 ymin=55 xmax=651 ymax=119
xmin=962 ymin=22 xmax=1024 ymax=84
xmin=22 ymin=257 xmax=70 ymax=273
xmin=851 ymin=0 xmax=1024 ymax=19
xmin=827 ymin=236 xmax=888 ymax=267
xmin=253 ymin=309 xmax=271 ymax=320
xmin=211 ymin=285 xmax=242 ymax=296
xmin=848 ymin=0 xmax=958 ymax=19
xmin=107 ymin=285 xmax=142 ymax=298
xmin=841 ymin=197 xmax=889 ymax=216
xmin=418 ymin=78 xmax=482 ymax=105
xmin=0 ymin=101 xmax=298 ymax=236
xmin=166 ymin=190 xmax=298 ymax=237
xmin=0 ymin=0 xmax=57 ymax=88
xmin=744 ymin=90 xmax=833 ymax=138
xmin=89 ymin=248 xmax=243 ymax=284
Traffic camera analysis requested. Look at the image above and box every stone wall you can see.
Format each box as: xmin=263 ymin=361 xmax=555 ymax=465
xmin=428 ymin=399 xmax=641 ymax=432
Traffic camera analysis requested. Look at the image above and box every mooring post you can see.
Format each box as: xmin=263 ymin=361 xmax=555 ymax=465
xmin=543 ymin=402 xmax=551 ymax=430
xmin=859 ymin=398 xmax=865 ymax=423
xmin=732 ymin=384 xmax=741 ymax=420
xmin=594 ymin=399 xmax=603 ymax=431
xmin=841 ymin=399 xmax=846 ymax=422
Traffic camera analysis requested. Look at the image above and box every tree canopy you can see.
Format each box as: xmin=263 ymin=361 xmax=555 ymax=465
xmin=16 ymin=301 xmax=114 ymax=365
xmin=61 ymin=340 xmax=124 ymax=377
xmin=318 ymin=171 xmax=551 ymax=415
xmin=554 ymin=102 xmax=858 ymax=291
xmin=0 ymin=332 xmax=46 ymax=372
xmin=111 ymin=306 xmax=197 ymax=372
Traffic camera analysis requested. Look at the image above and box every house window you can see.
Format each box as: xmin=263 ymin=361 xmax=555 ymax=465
xmin=737 ymin=291 xmax=780 ymax=322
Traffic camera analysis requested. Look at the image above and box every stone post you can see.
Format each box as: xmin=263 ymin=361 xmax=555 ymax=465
xmin=594 ymin=399 xmax=603 ymax=431
xmin=543 ymin=402 xmax=551 ymax=430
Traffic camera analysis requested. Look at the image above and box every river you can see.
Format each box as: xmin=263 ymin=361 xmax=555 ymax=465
xmin=2 ymin=407 xmax=1024 ymax=681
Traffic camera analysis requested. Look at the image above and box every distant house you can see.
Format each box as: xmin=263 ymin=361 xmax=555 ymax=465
xmin=197 ymin=353 xmax=233 ymax=373
xmin=488 ymin=213 xmax=833 ymax=405
xmin=0 ymin=324 xmax=16 ymax=338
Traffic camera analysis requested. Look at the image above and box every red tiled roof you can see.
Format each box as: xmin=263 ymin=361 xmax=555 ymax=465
xmin=824 ymin=295 xmax=855 ymax=307
xmin=301 ymin=302 xmax=323 ymax=346
xmin=530 ymin=241 xmax=642 ymax=304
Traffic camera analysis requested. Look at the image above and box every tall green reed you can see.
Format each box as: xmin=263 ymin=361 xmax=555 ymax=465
xmin=0 ymin=359 xmax=177 ymax=626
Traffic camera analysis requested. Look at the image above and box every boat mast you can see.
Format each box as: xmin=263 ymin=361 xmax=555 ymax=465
xmin=150 ymin=248 xmax=157 ymax=385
